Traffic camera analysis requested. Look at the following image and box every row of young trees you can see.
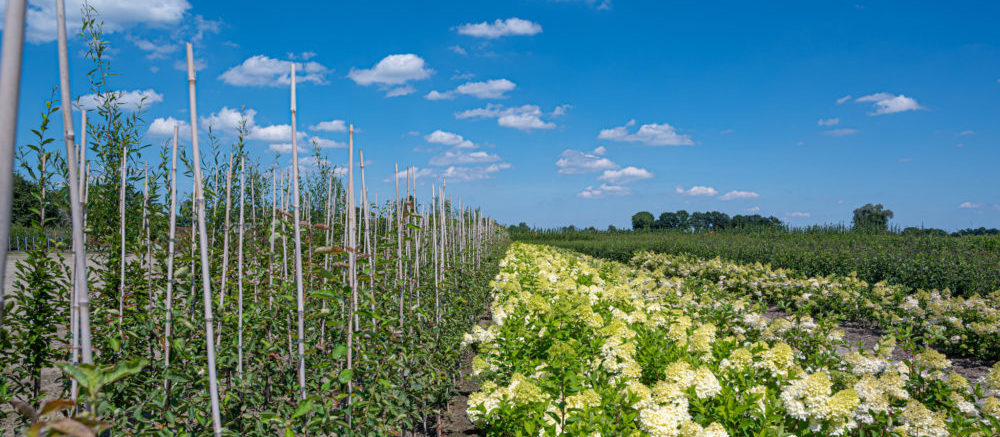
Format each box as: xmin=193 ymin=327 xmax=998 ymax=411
xmin=0 ymin=4 xmax=508 ymax=435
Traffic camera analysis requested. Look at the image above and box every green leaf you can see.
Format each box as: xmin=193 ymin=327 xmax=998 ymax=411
xmin=338 ymin=368 xmax=353 ymax=384
xmin=291 ymin=399 xmax=314 ymax=419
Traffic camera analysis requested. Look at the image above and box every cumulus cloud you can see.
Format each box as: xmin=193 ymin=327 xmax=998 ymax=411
xmin=310 ymin=119 xmax=346 ymax=132
xmin=959 ymin=202 xmax=982 ymax=209
xmin=269 ymin=143 xmax=306 ymax=154
xmin=719 ymin=190 xmax=760 ymax=201
xmin=555 ymin=148 xmax=618 ymax=174
xmin=348 ymin=54 xmax=433 ymax=94
xmin=817 ymin=118 xmax=839 ymax=126
xmin=9 ymin=0 xmax=190 ymax=44
xmin=578 ymin=184 xmax=629 ymax=199
xmin=598 ymin=120 xmax=694 ymax=146
xmin=855 ymin=93 xmax=923 ymax=115
xmin=675 ymin=185 xmax=717 ymax=197
xmin=441 ymin=163 xmax=512 ymax=182
xmin=385 ymin=85 xmax=416 ymax=97
xmin=147 ymin=116 xmax=189 ymax=137
xmin=597 ymin=166 xmax=653 ymax=184
xmin=455 ymin=17 xmax=542 ymax=38
xmin=823 ymin=128 xmax=860 ymax=136
xmin=429 ymin=150 xmax=501 ymax=166
xmin=200 ymin=106 xmax=255 ymax=132
xmin=455 ymin=103 xmax=558 ymax=131
xmin=425 ymin=130 xmax=476 ymax=149
xmin=77 ymin=89 xmax=163 ymax=111
xmin=309 ymin=136 xmax=346 ymax=149
xmin=426 ymin=79 xmax=516 ymax=100
xmin=219 ymin=55 xmax=330 ymax=87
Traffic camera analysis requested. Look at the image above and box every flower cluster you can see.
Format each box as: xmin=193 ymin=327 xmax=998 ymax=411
xmin=632 ymin=251 xmax=1000 ymax=360
xmin=465 ymin=243 xmax=998 ymax=436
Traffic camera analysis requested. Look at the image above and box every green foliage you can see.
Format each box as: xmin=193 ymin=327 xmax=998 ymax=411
xmin=852 ymin=203 xmax=894 ymax=232
xmin=515 ymin=230 xmax=1000 ymax=297
xmin=631 ymin=211 xmax=654 ymax=230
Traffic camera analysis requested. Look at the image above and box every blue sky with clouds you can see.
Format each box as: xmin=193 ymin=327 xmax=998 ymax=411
xmin=4 ymin=0 xmax=999 ymax=229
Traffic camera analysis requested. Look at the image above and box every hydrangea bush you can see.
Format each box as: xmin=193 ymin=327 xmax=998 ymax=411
xmin=630 ymin=251 xmax=1000 ymax=360
xmin=464 ymin=243 xmax=1000 ymax=436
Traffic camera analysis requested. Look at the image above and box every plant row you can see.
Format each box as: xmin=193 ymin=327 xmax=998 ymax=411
xmin=463 ymin=243 xmax=1000 ymax=436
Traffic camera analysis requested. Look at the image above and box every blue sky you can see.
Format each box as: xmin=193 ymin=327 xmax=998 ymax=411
xmin=3 ymin=0 xmax=999 ymax=230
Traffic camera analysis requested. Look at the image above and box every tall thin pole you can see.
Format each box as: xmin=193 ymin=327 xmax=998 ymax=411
xmin=0 ymin=0 xmax=26 ymax=329
xmin=164 ymin=125 xmax=179 ymax=397
xmin=346 ymin=124 xmax=357 ymax=425
xmin=237 ymin=156 xmax=246 ymax=379
xmin=187 ymin=42 xmax=223 ymax=437
xmin=289 ymin=64 xmax=307 ymax=398
xmin=118 ymin=141 xmax=127 ymax=331
xmin=56 ymin=0 xmax=91 ymax=366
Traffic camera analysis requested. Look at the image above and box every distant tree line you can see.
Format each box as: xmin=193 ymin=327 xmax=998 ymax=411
xmin=631 ymin=210 xmax=783 ymax=232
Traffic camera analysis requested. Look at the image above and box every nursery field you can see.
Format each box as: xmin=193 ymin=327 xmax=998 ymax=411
xmin=515 ymin=231 xmax=1000 ymax=298
xmin=463 ymin=243 xmax=1000 ymax=436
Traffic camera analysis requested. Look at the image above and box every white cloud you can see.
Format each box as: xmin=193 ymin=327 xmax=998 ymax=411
xmin=817 ymin=118 xmax=839 ymax=126
xmin=552 ymin=104 xmax=572 ymax=116
xmin=9 ymin=0 xmax=190 ymax=44
xmin=855 ymin=93 xmax=923 ymax=115
xmin=455 ymin=103 xmax=557 ymax=131
xmin=787 ymin=211 xmax=811 ymax=218
xmin=555 ymin=148 xmax=618 ymax=174
xmin=449 ymin=45 xmax=468 ymax=56
xmin=719 ymin=190 xmax=760 ymax=201
xmin=592 ymin=146 xmax=606 ymax=155
xmin=836 ymin=95 xmax=852 ymax=104
xmin=425 ymin=130 xmax=476 ymax=149
xmin=823 ymin=128 xmax=860 ymax=136
xmin=598 ymin=120 xmax=693 ymax=146
xmin=441 ymin=163 xmax=511 ymax=182
xmin=958 ymin=130 xmax=975 ymax=136
xmin=348 ymin=54 xmax=432 ymax=89
xmin=200 ymin=106 xmax=255 ymax=132
xmin=130 ymin=37 xmax=178 ymax=60
xmin=743 ymin=206 xmax=761 ymax=213
xmin=386 ymin=166 xmax=435 ymax=182
xmin=578 ymin=184 xmax=629 ymax=199
xmin=675 ymin=185 xmax=717 ymax=197
xmin=429 ymin=150 xmax=501 ymax=166
xmin=147 ymin=116 xmax=189 ymax=136
xmin=455 ymin=17 xmax=542 ymax=39
xmin=219 ymin=55 xmax=330 ymax=87
xmin=385 ymin=85 xmax=416 ymax=97
xmin=426 ymin=79 xmax=517 ymax=100
xmin=269 ymin=143 xmax=306 ymax=154
xmin=310 ymin=119 xmax=346 ymax=132
xmin=249 ymin=124 xmax=295 ymax=142
xmin=77 ymin=89 xmax=163 ymax=111
xmin=959 ymin=202 xmax=982 ymax=209
xmin=597 ymin=166 xmax=653 ymax=184
xmin=309 ymin=136 xmax=346 ymax=149
xmin=287 ymin=51 xmax=317 ymax=61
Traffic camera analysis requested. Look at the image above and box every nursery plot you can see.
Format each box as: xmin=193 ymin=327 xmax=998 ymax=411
xmin=463 ymin=243 xmax=1000 ymax=436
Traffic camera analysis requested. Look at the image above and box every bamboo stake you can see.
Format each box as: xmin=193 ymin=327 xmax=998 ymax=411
xmin=237 ymin=156 xmax=246 ymax=379
xmin=118 ymin=141 xmax=127 ymax=331
xmin=220 ymin=152 xmax=233 ymax=309
xmin=164 ymin=125 xmax=179 ymax=399
xmin=289 ymin=64 xmax=307 ymax=398
xmin=0 ymin=0 xmax=26 ymax=329
xmin=56 ymin=0 xmax=92 ymax=368
xmin=395 ymin=163 xmax=403 ymax=323
xmin=186 ymin=42 xmax=223 ymax=437
xmin=346 ymin=124 xmax=357 ymax=425
xmin=143 ymin=162 xmax=152 ymax=305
